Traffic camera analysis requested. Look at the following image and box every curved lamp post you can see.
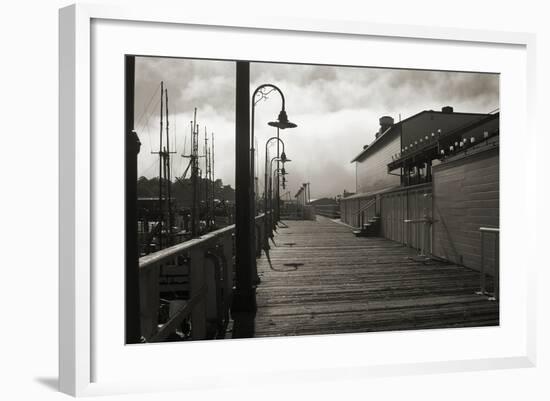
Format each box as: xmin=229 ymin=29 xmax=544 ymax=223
xmin=270 ymin=164 xmax=288 ymax=222
xmin=269 ymin=157 xmax=290 ymax=207
xmin=264 ymin=136 xmax=288 ymax=215
xmin=249 ymin=84 xmax=296 ymax=285
xmin=250 ymin=84 xmax=297 ymax=218
xmin=265 ymin=152 xmax=290 ymax=246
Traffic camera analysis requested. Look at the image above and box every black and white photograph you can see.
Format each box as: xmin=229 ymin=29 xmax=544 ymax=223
xmin=126 ymin=56 xmax=500 ymax=343
xmin=4 ymin=0 xmax=550 ymax=399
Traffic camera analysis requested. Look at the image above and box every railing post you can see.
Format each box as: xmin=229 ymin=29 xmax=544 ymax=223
xmin=263 ymin=212 xmax=270 ymax=251
xmin=222 ymin=233 xmax=233 ymax=322
xmin=204 ymin=249 xmax=218 ymax=333
xmin=477 ymin=227 xmax=499 ymax=300
xmin=139 ymin=266 xmax=160 ymax=341
xmin=479 ymin=230 xmax=486 ymax=295
xmin=255 ymin=221 xmax=262 ymax=258
xmin=494 ymin=233 xmax=499 ymax=301
xmin=190 ymin=248 xmax=207 ymax=339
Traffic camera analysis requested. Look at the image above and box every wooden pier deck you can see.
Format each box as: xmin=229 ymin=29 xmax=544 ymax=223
xmin=253 ymin=216 xmax=498 ymax=337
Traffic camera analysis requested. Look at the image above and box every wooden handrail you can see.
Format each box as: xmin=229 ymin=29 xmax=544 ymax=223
xmin=480 ymin=227 xmax=500 ymax=233
xmin=139 ymin=224 xmax=235 ymax=270
xmin=139 ymin=213 xmax=267 ymax=269
xmin=138 ymin=213 xmax=269 ymax=342
xmin=354 ymin=198 xmax=376 ymax=215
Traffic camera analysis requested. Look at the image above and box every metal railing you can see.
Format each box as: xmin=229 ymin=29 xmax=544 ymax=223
xmin=354 ymin=198 xmax=376 ymax=228
xmin=476 ymin=227 xmax=499 ymax=301
xmin=314 ymin=204 xmax=341 ymax=219
xmin=403 ymin=217 xmax=433 ymax=258
xmin=138 ymin=213 xmax=269 ymax=342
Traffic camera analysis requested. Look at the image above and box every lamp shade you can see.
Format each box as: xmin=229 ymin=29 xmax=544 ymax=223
xmin=268 ymin=110 xmax=297 ymax=129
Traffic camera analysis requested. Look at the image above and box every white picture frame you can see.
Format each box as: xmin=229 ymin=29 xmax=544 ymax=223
xmin=59 ymin=3 xmax=537 ymax=397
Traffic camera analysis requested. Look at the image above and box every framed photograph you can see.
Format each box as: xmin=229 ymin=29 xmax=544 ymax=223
xmin=59 ymin=3 xmax=537 ymax=397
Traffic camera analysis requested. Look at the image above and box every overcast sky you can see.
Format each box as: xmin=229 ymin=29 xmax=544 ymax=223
xmin=134 ymin=57 xmax=498 ymax=199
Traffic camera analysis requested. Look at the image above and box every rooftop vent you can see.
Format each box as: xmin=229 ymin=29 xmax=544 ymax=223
xmin=375 ymin=116 xmax=394 ymax=138
xmin=442 ymin=106 xmax=454 ymax=113
xmin=379 ymin=116 xmax=394 ymax=131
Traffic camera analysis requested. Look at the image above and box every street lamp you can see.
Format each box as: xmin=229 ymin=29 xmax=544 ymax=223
xmin=270 ymin=163 xmax=290 ymax=219
xmin=264 ymin=136 xmax=288 ymax=214
xmin=249 ymin=84 xmax=296 ymax=285
xmin=250 ymin=84 xmax=297 ymax=220
xmin=263 ymin=137 xmax=288 ymax=249
xmin=267 ymin=154 xmax=291 ymax=239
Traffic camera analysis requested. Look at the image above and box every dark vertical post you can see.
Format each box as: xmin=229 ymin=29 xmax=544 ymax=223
xmin=426 ymin=160 xmax=432 ymax=182
xmin=125 ymin=55 xmax=141 ymax=344
xmin=480 ymin=231 xmax=486 ymax=294
xmin=232 ymin=61 xmax=257 ymax=315
xmin=204 ymin=128 xmax=209 ymax=229
xmin=211 ymin=132 xmax=215 ymax=225
xmin=163 ymin=146 xmax=168 ymax=242
xmin=191 ymin=111 xmax=198 ymax=237
xmin=276 ymin=128 xmax=280 ymax=222
xmin=494 ymin=233 xmax=499 ymax=300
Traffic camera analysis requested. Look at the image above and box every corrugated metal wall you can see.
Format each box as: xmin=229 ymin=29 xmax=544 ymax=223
xmin=432 ymin=148 xmax=499 ymax=272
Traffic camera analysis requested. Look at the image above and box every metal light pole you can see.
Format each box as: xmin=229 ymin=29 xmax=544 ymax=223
xmin=265 ymin=151 xmax=290 ymax=246
xmin=250 ymin=84 xmax=297 ymax=283
xmin=271 ymin=162 xmax=289 ymax=224
xmin=264 ymin=135 xmax=289 ymax=237
xmin=251 ymin=84 xmax=296 ymax=211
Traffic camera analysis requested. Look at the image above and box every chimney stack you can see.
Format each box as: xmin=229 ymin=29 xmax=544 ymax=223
xmin=376 ymin=116 xmax=394 ymax=138
xmin=442 ymin=106 xmax=454 ymax=113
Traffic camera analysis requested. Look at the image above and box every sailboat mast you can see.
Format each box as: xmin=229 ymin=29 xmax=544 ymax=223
xmin=165 ymin=87 xmax=173 ymax=241
xmin=158 ymin=81 xmax=164 ymax=248
xmin=211 ymin=132 xmax=215 ymax=225
xmin=191 ymin=109 xmax=198 ymax=237
xmin=204 ymin=127 xmax=210 ymax=229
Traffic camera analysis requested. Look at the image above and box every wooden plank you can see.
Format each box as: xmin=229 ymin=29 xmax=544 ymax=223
xmin=251 ymin=216 xmax=498 ymax=338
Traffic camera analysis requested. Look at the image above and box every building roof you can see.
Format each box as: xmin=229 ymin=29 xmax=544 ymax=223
xmin=386 ymin=112 xmax=499 ymax=171
xmin=350 ymin=125 xmax=396 ymax=163
xmin=351 ymin=109 xmax=490 ymax=163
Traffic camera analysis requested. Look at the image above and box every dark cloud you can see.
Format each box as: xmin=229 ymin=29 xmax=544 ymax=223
xmin=134 ymin=57 xmax=235 ymax=126
xmin=134 ymin=57 xmax=499 ymax=197
xmin=251 ymin=63 xmax=498 ymax=114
